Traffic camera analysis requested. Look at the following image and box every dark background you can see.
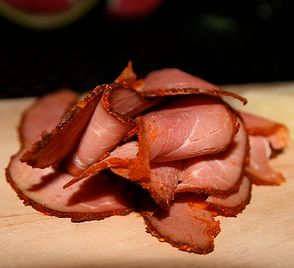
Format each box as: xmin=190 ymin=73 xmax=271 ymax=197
xmin=0 ymin=0 xmax=293 ymax=98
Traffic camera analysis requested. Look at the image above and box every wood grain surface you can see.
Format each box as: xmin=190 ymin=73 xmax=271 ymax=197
xmin=1 ymin=83 xmax=294 ymax=268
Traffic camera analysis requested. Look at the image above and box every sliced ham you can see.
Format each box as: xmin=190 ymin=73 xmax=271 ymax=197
xmin=138 ymin=162 xmax=180 ymax=208
xmin=142 ymin=195 xmax=221 ymax=254
xmin=20 ymin=90 xmax=78 ymax=148
xmin=139 ymin=96 xmax=239 ymax=163
xmin=176 ymin=119 xmax=248 ymax=195
xmin=141 ymin=68 xmax=247 ymax=104
xmin=20 ymin=85 xmax=104 ymax=168
xmin=7 ymin=91 xmax=133 ymax=221
xmin=205 ymin=176 xmax=252 ymax=217
xmin=239 ymin=111 xmax=289 ymax=150
xmin=245 ymin=136 xmax=285 ymax=185
xmin=239 ymin=111 xmax=288 ymax=185
xmin=6 ymin=64 xmax=289 ymax=255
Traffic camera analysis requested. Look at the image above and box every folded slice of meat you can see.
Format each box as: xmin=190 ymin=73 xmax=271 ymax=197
xmin=7 ymin=91 xmax=133 ymax=221
xmin=141 ymin=68 xmax=247 ymax=104
xmin=239 ymin=111 xmax=289 ymax=150
xmin=176 ymin=118 xmax=248 ymax=195
xmin=21 ymin=85 xmax=104 ymax=168
xmin=138 ymin=162 xmax=181 ymax=208
xmin=245 ymin=136 xmax=285 ymax=185
xmin=239 ymin=111 xmax=288 ymax=185
xmin=65 ymin=82 xmax=158 ymax=176
xmin=142 ymin=195 xmax=221 ymax=254
xmin=19 ymin=90 xmax=78 ymax=148
xmin=205 ymin=176 xmax=252 ymax=217
xmin=139 ymin=96 xmax=239 ymax=163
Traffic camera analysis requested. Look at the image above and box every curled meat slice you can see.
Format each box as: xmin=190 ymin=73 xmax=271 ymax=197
xmin=21 ymin=85 xmax=104 ymax=168
xmin=142 ymin=195 xmax=221 ymax=254
xmin=239 ymin=111 xmax=289 ymax=150
xmin=7 ymin=91 xmax=133 ymax=221
xmin=64 ymin=83 xmax=157 ymax=176
xmin=141 ymin=68 xmax=247 ymax=104
xmin=176 ymin=119 xmax=248 ymax=195
xmin=19 ymin=90 xmax=78 ymax=148
xmin=245 ymin=136 xmax=285 ymax=185
xmin=206 ymin=176 xmax=252 ymax=217
xmin=137 ymin=162 xmax=180 ymax=208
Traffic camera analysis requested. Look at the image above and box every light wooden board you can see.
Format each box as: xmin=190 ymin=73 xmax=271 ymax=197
xmin=1 ymin=83 xmax=294 ymax=268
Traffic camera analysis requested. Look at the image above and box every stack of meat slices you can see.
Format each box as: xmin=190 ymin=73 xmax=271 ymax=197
xmin=6 ymin=63 xmax=289 ymax=254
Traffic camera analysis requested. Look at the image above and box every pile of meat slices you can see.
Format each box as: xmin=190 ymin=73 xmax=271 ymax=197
xmin=6 ymin=63 xmax=289 ymax=254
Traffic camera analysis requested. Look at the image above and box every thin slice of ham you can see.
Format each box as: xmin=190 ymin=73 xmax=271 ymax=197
xmin=176 ymin=118 xmax=248 ymax=195
xmin=239 ymin=111 xmax=288 ymax=185
xmin=205 ymin=176 xmax=252 ymax=217
xmin=7 ymin=91 xmax=133 ymax=221
xmin=19 ymin=90 xmax=78 ymax=148
xmin=20 ymin=85 xmax=104 ymax=168
xmin=245 ymin=136 xmax=285 ymax=185
xmin=141 ymin=68 xmax=247 ymax=105
xmin=239 ymin=111 xmax=289 ymax=150
xmin=126 ymin=97 xmax=239 ymax=182
xmin=142 ymin=97 xmax=239 ymax=162
xmin=142 ymin=195 xmax=221 ymax=254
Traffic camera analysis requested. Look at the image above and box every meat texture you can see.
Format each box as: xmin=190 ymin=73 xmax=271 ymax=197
xmin=177 ymin=118 xmax=248 ymax=195
xmin=142 ymin=195 xmax=221 ymax=254
xmin=7 ymin=91 xmax=133 ymax=222
xmin=6 ymin=64 xmax=289 ymax=254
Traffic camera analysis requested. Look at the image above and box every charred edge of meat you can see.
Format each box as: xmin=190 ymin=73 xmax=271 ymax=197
xmin=20 ymin=85 xmax=106 ymax=168
xmin=63 ymin=158 xmax=130 ymax=188
xmin=18 ymin=89 xmax=79 ymax=148
xmin=101 ymin=83 xmax=137 ymax=126
xmin=140 ymin=87 xmax=247 ymax=105
xmin=115 ymin=61 xmax=137 ymax=84
xmin=128 ymin=117 xmax=151 ymax=181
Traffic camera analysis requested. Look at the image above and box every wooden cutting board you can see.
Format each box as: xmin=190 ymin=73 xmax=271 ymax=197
xmin=1 ymin=83 xmax=294 ymax=268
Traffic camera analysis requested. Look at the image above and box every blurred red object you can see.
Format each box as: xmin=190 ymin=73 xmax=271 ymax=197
xmin=107 ymin=0 xmax=164 ymax=19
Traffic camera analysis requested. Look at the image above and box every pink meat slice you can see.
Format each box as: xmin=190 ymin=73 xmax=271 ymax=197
xmin=6 ymin=91 xmax=133 ymax=221
xmin=20 ymin=90 xmax=78 ymax=148
xmin=66 ymin=84 xmax=157 ymax=176
xmin=239 ymin=111 xmax=289 ymax=150
xmin=21 ymin=85 xmax=104 ymax=168
xmin=141 ymin=68 xmax=247 ymax=104
xmin=144 ymin=68 xmax=222 ymax=91
xmin=206 ymin=176 xmax=252 ymax=217
xmin=142 ymin=195 xmax=221 ymax=254
xmin=245 ymin=136 xmax=285 ymax=185
xmin=141 ymin=96 xmax=239 ymax=163
xmin=176 ymin=119 xmax=248 ymax=195
xmin=138 ymin=162 xmax=181 ymax=208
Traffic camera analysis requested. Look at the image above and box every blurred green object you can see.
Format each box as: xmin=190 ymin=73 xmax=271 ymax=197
xmin=0 ymin=0 xmax=99 ymax=29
